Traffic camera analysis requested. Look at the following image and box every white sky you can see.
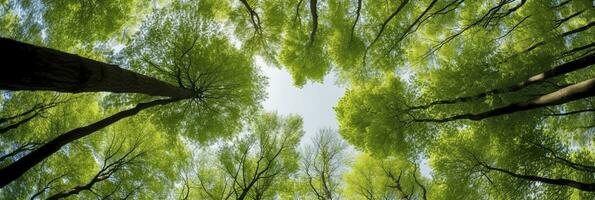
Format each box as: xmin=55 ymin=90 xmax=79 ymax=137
xmin=258 ymin=60 xmax=346 ymax=145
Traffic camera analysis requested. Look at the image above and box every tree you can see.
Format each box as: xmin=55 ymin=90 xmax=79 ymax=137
xmin=44 ymin=137 xmax=146 ymax=200
xmin=429 ymin=127 xmax=595 ymax=199
xmin=301 ymin=129 xmax=350 ymax=200
xmin=342 ymin=154 xmax=429 ymax=200
xmin=330 ymin=1 xmax=595 ymax=198
xmin=0 ymin=98 xmax=177 ymax=187
xmin=0 ymin=0 xmax=264 ymax=188
xmin=193 ymin=112 xmax=304 ymax=200
xmin=334 ymin=0 xmax=594 ymax=156
xmin=1 ymin=104 xmax=190 ymax=199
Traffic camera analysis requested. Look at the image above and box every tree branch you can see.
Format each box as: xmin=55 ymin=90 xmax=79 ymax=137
xmin=408 ymin=53 xmax=595 ymax=111
xmin=411 ymin=78 xmax=595 ymax=122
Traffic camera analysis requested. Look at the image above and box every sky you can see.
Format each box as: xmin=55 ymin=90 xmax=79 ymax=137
xmin=258 ymin=59 xmax=346 ymax=145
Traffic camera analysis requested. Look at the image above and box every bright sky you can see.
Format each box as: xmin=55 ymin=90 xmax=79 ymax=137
xmin=258 ymin=60 xmax=345 ymax=145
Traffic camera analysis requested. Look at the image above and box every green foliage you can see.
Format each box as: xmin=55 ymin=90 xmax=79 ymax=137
xmin=0 ymin=92 xmax=191 ymax=199
xmin=193 ymin=112 xmax=304 ymax=199
xmin=123 ymin=1 xmax=266 ymax=142
xmin=336 ymin=76 xmax=432 ymax=157
xmin=343 ymin=153 xmax=429 ymax=200
xmin=1 ymin=0 xmax=594 ymax=199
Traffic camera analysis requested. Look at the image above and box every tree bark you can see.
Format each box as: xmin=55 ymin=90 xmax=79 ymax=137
xmin=409 ymin=53 xmax=595 ymax=110
xmin=415 ymin=77 xmax=595 ymax=122
xmin=0 ymin=98 xmax=180 ymax=188
xmin=0 ymin=38 xmax=193 ymax=98
xmin=309 ymin=0 xmax=319 ymax=44
xmin=484 ymin=164 xmax=595 ymax=191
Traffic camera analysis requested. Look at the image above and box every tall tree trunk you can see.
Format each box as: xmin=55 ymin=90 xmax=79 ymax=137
xmin=409 ymin=53 xmax=595 ymax=110
xmin=484 ymin=164 xmax=595 ymax=191
xmin=0 ymin=38 xmax=193 ymax=98
xmin=0 ymin=98 xmax=180 ymax=188
xmin=415 ymin=77 xmax=595 ymax=122
xmin=309 ymin=0 xmax=319 ymax=44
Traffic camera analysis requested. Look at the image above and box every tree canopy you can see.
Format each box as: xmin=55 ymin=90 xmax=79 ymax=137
xmin=1 ymin=0 xmax=594 ymax=199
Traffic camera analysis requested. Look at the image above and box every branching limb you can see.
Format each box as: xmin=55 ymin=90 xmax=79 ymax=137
xmin=365 ymin=0 xmax=409 ymax=52
xmin=0 ymin=142 xmax=41 ymax=162
xmin=529 ymin=141 xmax=595 ymax=173
xmin=409 ymin=78 xmax=595 ymax=123
xmin=1 ymin=96 xmax=68 ymax=135
xmin=45 ymin=140 xmax=146 ymax=200
xmin=349 ymin=0 xmax=363 ymax=46
xmin=554 ymin=10 xmax=585 ymax=28
xmin=467 ymin=150 xmax=595 ymax=192
xmin=293 ymin=0 xmax=304 ymax=27
xmin=408 ymin=54 xmax=595 ymax=111
xmin=412 ymin=164 xmax=428 ymax=200
xmin=239 ymin=0 xmax=263 ymax=33
xmin=388 ymin=0 xmax=439 ymax=52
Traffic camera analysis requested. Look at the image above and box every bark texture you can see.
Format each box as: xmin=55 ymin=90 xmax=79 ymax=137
xmin=0 ymin=38 xmax=192 ymax=98
xmin=415 ymin=78 xmax=595 ymax=122
xmin=409 ymin=53 xmax=595 ymax=110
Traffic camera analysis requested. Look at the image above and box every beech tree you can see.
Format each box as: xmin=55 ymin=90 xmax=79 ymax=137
xmin=343 ymin=154 xmax=429 ymax=200
xmin=1 ymin=0 xmax=594 ymax=199
xmin=0 ymin=0 xmax=263 ymax=189
xmin=192 ymin=113 xmax=304 ymax=200
xmin=301 ymin=129 xmax=350 ymax=200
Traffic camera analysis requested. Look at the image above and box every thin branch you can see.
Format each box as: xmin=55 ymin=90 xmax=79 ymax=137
xmin=412 ymin=165 xmax=427 ymax=200
xmin=529 ymin=141 xmax=595 ymax=173
xmin=481 ymin=163 xmax=595 ymax=191
xmin=0 ymin=142 xmax=41 ymax=162
xmin=545 ymin=108 xmax=595 ymax=117
xmin=363 ymin=0 xmax=409 ymax=60
xmin=554 ymin=10 xmax=585 ymax=28
xmin=349 ymin=0 xmax=363 ymax=46
xmin=293 ymin=0 xmax=304 ymax=27
xmin=492 ymin=15 xmax=531 ymax=41
xmin=389 ymin=0 xmax=439 ymax=52
xmin=239 ymin=0 xmax=262 ymax=33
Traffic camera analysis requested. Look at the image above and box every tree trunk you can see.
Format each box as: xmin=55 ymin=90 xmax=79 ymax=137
xmin=0 ymin=98 xmax=180 ymax=188
xmin=309 ymin=0 xmax=319 ymax=44
xmin=485 ymin=164 xmax=595 ymax=191
xmin=409 ymin=53 xmax=595 ymax=110
xmin=0 ymin=38 xmax=193 ymax=98
xmin=416 ymin=77 xmax=595 ymax=122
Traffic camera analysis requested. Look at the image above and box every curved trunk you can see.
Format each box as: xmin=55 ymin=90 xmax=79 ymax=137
xmin=0 ymin=38 xmax=193 ymax=98
xmin=485 ymin=164 xmax=595 ymax=191
xmin=416 ymin=78 xmax=595 ymax=122
xmin=0 ymin=98 xmax=180 ymax=188
xmin=409 ymin=53 xmax=595 ymax=110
